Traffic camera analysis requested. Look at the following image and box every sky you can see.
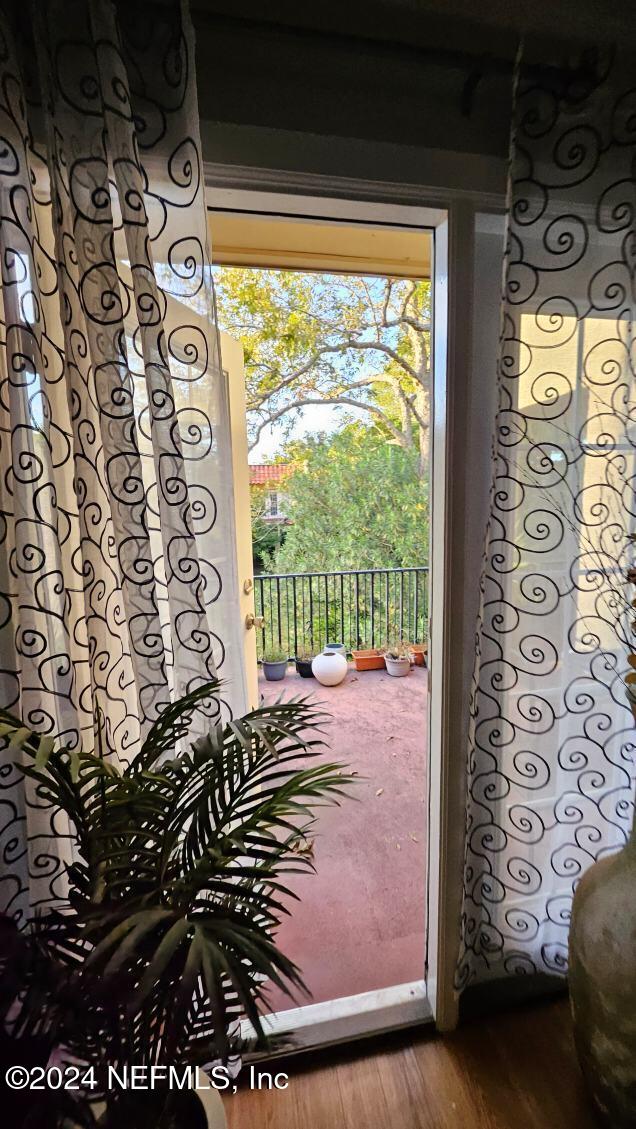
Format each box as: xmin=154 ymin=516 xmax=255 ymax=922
xmin=250 ymin=402 xmax=367 ymax=460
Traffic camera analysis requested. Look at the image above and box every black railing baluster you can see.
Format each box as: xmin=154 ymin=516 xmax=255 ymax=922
xmin=292 ymin=576 xmax=298 ymax=656
xmin=400 ymin=570 xmax=404 ymax=639
xmin=370 ymin=571 xmax=375 ymax=648
xmin=286 ymin=577 xmax=291 ymax=657
xmin=414 ymin=569 xmax=419 ymax=644
xmin=257 ymin=576 xmax=265 ymax=655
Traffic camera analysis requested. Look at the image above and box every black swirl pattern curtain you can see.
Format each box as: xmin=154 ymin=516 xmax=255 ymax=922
xmin=458 ymin=52 xmax=636 ymax=986
xmin=0 ymin=0 xmax=243 ymax=921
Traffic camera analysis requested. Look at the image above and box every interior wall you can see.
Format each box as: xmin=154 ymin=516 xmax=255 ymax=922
xmin=201 ymin=123 xmax=508 ymax=206
xmin=193 ymin=6 xmax=511 ymax=201
xmin=193 ymin=1 xmax=634 ymax=198
xmin=193 ymin=14 xmax=513 ymax=156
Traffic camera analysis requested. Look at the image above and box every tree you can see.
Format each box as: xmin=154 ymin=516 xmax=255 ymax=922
xmin=265 ymin=426 xmax=428 ymax=574
xmin=215 ymin=270 xmax=431 ymax=479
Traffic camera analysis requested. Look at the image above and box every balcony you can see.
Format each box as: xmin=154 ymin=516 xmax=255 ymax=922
xmin=255 ymin=567 xmax=429 ymax=1014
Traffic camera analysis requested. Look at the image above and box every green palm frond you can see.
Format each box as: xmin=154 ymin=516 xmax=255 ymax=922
xmin=0 ymin=682 xmax=355 ymax=1094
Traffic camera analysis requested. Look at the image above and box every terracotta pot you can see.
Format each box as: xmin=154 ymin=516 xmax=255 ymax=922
xmin=569 ymin=825 xmax=636 ymax=1126
xmin=351 ymin=648 xmax=385 ymax=671
xmin=410 ymin=644 xmax=427 ymax=667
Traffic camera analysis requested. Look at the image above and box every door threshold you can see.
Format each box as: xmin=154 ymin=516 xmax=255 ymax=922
xmin=241 ymin=979 xmax=432 ymax=1059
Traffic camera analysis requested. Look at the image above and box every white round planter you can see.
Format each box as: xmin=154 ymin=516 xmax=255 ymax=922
xmin=384 ymin=655 xmax=410 ymax=677
xmin=312 ymin=650 xmax=348 ymax=686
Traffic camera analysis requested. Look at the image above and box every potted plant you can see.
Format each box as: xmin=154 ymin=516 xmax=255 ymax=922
xmin=324 ymin=642 xmax=346 ymax=657
xmin=383 ymin=641 xmax=411 ymax=677
xmin=295 ymin=647 xmax=315 ymax=678
xmin=0 ymin=682 xmax=352 ymax=1129
xmin=261 ymin=645 xmax=289 ymax=681
xmin=351 ymin=648 xmax=385 ymax=671
xmin=409 ymin=642 xmax=428 ymax=667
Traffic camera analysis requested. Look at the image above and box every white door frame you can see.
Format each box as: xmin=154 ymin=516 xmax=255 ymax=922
xmin=205 ymin=166 xmax=502 ymax=1036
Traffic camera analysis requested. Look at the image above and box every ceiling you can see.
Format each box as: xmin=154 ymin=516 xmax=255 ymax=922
xmin=191 ymin=0 xmax=635 ymax=55
xmin=209 ymin=212 xmax=432 ymax=278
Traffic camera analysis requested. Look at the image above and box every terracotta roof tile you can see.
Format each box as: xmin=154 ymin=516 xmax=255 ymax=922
xmin=249 ymin=464 xmax=291 ymax=485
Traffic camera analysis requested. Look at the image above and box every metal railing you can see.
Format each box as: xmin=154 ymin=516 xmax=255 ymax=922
xmin=254 ymin=566 xmax=429 ymax=658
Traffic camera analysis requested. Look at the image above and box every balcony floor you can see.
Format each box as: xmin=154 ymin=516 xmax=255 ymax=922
xmin=258 ymin=662 xmax=428 ymax=1012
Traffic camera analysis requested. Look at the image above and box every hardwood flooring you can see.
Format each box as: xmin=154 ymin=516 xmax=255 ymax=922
xmin=223 ymin=997 xmax=599 ymax=1128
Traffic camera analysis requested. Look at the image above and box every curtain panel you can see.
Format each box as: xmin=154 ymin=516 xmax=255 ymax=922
xmin=0 ymin=0 xmax=241 ymax=920
xmin=458 ymin=51 xmax=636 ymax=986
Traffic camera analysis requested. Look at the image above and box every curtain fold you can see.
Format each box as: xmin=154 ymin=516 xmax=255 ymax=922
xmin=0 ymin=0 xmax=241 ymax=921
xmin=458 ymin=49 xmax=636 ymax=987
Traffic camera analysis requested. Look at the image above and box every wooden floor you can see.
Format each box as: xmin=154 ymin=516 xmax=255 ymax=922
xmin=223 ymin=998 xmax=598 ymax=1128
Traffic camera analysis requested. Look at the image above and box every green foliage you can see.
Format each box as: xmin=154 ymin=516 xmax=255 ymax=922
xmin=215 ymin=268 xmax=432 ymax=466
xmin=267 ymin=426 xmax=429 ymax=574
xmin=0 ymin=686 xmax=352 ymax=1127
xmin=261 ymin=646 xmax=288 ymax=663
xmin=250 ymin=484 xmax=287 ymax=570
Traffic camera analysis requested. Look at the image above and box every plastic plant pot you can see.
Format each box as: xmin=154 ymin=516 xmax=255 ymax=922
xmin=325 ymin=642 xmax=346 ymax=657
xmin=295 ymin=658 xmax=314 ymax=678
xmin=262 ymin=659 xmax=288 ymax=681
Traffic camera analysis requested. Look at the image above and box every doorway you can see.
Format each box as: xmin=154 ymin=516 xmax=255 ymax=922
xmin=208 ymin=194 xmax=444 ymax=1046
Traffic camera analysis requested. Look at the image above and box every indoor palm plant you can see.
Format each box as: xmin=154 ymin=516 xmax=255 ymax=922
xmin=0 ymin=681 xmax=352 ymax=1128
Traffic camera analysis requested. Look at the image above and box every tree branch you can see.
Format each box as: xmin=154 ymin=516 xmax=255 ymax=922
xmin=246 ymin=338 xmax=426 ymax=411
xmin=248 ymin=395 xmax=409 ymax=451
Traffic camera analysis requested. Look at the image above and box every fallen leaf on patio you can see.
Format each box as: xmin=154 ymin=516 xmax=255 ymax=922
xmin=410 ymin=834 xmax=419 ymax=843
xmin=291 ymin=836 xmax=315 ymax=858
xmin=350 ymin=770 xmax=358 ymax=776
xmin=396 ymin=843 xmax=401 ymax=850
xmin=386 ymin=735 xmax=395 ymax=741
xmin=375 ymin=788 xmax=384 ymax=796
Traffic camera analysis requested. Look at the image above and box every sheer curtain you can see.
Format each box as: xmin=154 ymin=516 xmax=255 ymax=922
xmin=457 ymin=50 xmax=636 ymax=986
xmin=0 ymin=0 xmax=243 ymax=920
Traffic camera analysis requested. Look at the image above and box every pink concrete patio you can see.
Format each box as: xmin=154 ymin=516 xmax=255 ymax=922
xmin=258 ymin=662 xmax=428 ymax=1012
